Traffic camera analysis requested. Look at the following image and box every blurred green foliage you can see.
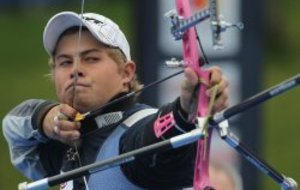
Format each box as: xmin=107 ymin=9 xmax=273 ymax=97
xmin=0 ymin=0 xmax=299 ymax=190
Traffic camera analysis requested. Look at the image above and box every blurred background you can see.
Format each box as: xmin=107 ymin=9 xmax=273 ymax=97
xmin=0 ymin=0 xmax=299 ymax=190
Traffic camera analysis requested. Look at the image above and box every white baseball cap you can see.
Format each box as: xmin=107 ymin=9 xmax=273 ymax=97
xmin=43 ymin=11 xmax=131 ymax=60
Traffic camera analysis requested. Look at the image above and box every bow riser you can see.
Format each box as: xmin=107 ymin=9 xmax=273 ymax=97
xmin=176 ymin=0 xmax=213 ymax=189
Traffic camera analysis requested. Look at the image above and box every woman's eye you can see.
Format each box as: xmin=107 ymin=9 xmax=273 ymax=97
xmin=58 ymin=60 xmax=72 ymax=67
xmin=85 ymin=57 xmax=99 ymax=63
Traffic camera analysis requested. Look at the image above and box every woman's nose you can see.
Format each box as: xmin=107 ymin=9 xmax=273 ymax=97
xmin=70 ymin=61 xmax=84 ymax=78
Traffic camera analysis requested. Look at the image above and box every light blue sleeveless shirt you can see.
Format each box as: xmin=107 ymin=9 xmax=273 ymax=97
xmin=88 ymin=108 xmax=157 ymax=189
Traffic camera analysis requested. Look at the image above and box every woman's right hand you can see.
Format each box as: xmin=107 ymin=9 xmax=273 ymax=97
xmin=43 ymin=104 xmax=81 ymax=145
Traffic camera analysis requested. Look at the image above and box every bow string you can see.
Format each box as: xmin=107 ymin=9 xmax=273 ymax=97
xmin=70 ymin=0 xmax=91 ymax=189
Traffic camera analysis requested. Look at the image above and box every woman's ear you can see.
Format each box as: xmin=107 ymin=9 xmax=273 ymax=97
xmin=122 ymin=60 xmax=136 ymax=83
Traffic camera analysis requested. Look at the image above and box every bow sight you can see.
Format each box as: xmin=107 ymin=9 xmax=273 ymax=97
xmin=165 ymin=0 xmax=243 ymax=49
